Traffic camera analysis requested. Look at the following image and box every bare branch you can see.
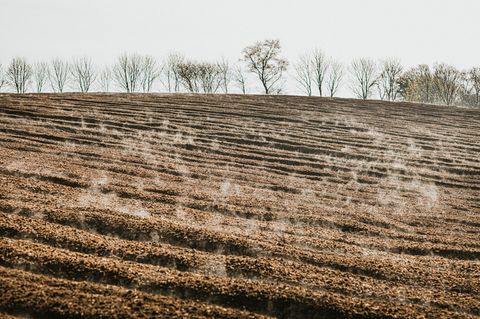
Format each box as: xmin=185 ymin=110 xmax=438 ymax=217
xmin=70 ymin=57 xmax=96 ymax=93
xmin=33 ymin=62 xmax=49 ymax=93
xmin=293 ymin=54 xmax=313 ymax=96
xmin=468 ymin=67 xmax=480 ymax=106
xmin=326 ymin=60 xmax=343 ymax=97
xmin=377 ymin=58 xmax=403 ymax=101
xmin=113 ymin=53 xmax=143 ymax=93
xmin=140 ymin=56 xmax=160 ymax=92
xmin=50 ymin=59 xmax=69 ymax=93
xmin=176 ymin=60 xmax=222 ymax=93
xmin=160 ymin=53 xmax=184 ymax=92
xmin=312 ymin=49 xmax=329 ymax=96
xmin=398 ymin=65 xmax=434 ymax=103
xmin=0 ymin=64 xmax=5 ymax=91
xmin=98 ymin=67 xmax=112 ymax=92
xmin=241 ymin=39 xmax=288 ymax=94
xmin=432 ymin=63 xmax=463 ymax=105
xmin=233 ymin=66 xmax=247 ymax=94
xmin=7 ymin=57 xmax=33 ymax=93
xmin=176 ymin=61 xmax=200 ymax=93
xmin=350 ymin=58 xmax=377 ymax=99
xmin=217 ymin=58 xmax=231 ymax=94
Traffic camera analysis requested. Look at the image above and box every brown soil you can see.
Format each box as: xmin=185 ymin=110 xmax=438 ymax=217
xmin=0 ymin=93 xmax=479 ymax=318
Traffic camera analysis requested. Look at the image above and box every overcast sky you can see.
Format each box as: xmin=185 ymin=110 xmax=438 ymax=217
xmin=1 ymin=0 xmax=479 ymax=94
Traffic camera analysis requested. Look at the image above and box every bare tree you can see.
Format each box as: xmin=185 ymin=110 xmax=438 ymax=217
xmin=0 ymin=64 xmax=5 ymax=90
xmin=432 ymin=63 xmax=463 ymax=106
xmin=113 ymin=53 xmax=143 ymax=93
xmin=161 ymin=53 xmax=184 ymax=92
xmin=416 ymin=65 xmax=435 ymax=103
xmin=176 ymin=61 xmax=200 ymax=93
xmin=32 ymin=62 xmax=49 ymax=92
xmin=468 ymin=67 xmax=480 ymax=106
xmin=140 ymin=56 xmax=160 ymax=93
xmin=176 ymin=61 xmax=222 ymax=93
xmin=198 ymin=63 xmax=222 ymax=93
xmin=398 ymin=65 xmax=434 ymax=103
xmin=377 ymin=58 xmax=403 ymax=101
xmin=7 ymin=57 xmax=33 ymax=93
xmin=217 ymin=58 xmax=231 ymax=93
xmin=242 ymin=39 xmax=288 ymax=94
xmin=459 ymin=75 xmax=473 ymax=107
xmin=312 ymin=49 xmax=329 ymax=96
xmin=70 ymin=57 xmax=96 ymax=93
xmin=350 ymin=58 xmax=377 ymax=99
xmin=326 ymin=60 xmax=343 ymax=97
xmin=293 ymin=54 xmax=313 ymax=96
xmin=50 ymin=59 xmax=69 ymax=92
xmin=233 ymin=66 xmax=247 ymax=94
xmin=98 ymin=67 xmax=112 ymax=92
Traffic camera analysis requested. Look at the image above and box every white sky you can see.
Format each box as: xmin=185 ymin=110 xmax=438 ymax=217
xmin=1 ymin=0 xmax=479 ymax=95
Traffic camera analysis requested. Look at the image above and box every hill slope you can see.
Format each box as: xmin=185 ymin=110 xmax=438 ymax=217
xmin=0 ymin=93 xmax=479 ymax=318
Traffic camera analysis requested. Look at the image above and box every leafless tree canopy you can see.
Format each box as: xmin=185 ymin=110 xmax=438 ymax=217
xmin=416 ymin=65 xmax=435 ymax=103
xmin=176 ymin=62 xmax=200 ymax=93
xmin=50 ymin=59 xmax=69 ymax=93
xmin=161 ymin=53 xmax=184 ymax=93
xmin=398 ymin=63 xmax=474 ymax=106
xmin=326 ymin=60 xmax=343 ymax=97
xmin=233 ymin=66 xmax=247 ymax=94
xmin=217 ymin=58 xmax=231 ymax=94
xmin=198 ymin=63 xmax=222 ymax=93
xmin=140 ymin=56 xmax=160 ymax=93
xmin=176 ymin=61 xmax=222 ymax=93
xmin=293 ymin=54 xmax=313 ymax=96
xmin=99 ymin=67 xmax=112 ymax=92
xmin=0 ymin=64 xmax=5 ymax=90
xmin=32 ymin=62 xmax=49 ymax=93
xmin=350 ymin=58 xmax=377 ymax=99
xmin=1 ymin=43 xmax=479 ymax=107
xmin=70 ymin=57 xmax=96 ymax=93
xmin=468 ymin=67 xmax=480 ymax=106
xmin=432 ymin=63 xmax=463 ymax=106
xmin=312 ymin=49 xmax=329 ymax=96
xmin=7 ymin=57 xmax=33 ymax=93
xmin=113 ymin=54 xmax=143 ymax=93
xmin=377 ymin=59 xmax=403 ymax=101
xmin=242 ymin=39 xmax=288 ymax=94
xmin=399 ymin=65 xmax=434 ymax=103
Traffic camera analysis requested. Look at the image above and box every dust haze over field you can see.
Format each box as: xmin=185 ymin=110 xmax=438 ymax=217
xmin=0 ymin=93 xmax=479 ymax=318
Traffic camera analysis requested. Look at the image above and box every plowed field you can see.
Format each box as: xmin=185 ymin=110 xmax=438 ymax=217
xmin=0 ymin=93 xmax=479 ymax=318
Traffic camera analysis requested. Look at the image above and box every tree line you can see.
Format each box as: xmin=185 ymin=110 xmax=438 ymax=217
xmin=0 ymin=39 xmax=478 ymax=107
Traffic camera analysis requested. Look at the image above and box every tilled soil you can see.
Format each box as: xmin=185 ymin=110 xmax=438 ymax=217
xmin=0 ymin=93 xmax=479 ymax=318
